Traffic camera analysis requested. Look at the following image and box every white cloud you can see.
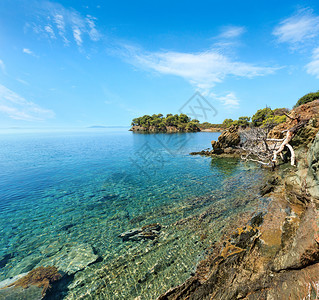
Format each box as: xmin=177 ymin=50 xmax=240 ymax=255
xmin=23 ymin=48 xmax=34 ymax=55
xmin=29 ymin=2 xmax=101 ymax=48
xmin=0 ymin=84 xmax=55 ymax=121
xmin=120 ymin=45 xmax=278 ymax=91
xmin=216 ymin=92 xmax=240 ymax=108
xmin=306 ymin=47 xmax=319 ymax=78
xmin=44 ymin=25 xmax=56 ymax=39
xmin=116 ymin=45 xmax=278 ymax=109
xmin=72 ymin=27 xmax=82 ymax=46
xmin=218 ymin=26 xmax=246 ymax=39
xmin=273 ymin=8 xmax=319 ymax=47
xmin=54 ymin=14 xmax=69 ymax=45
xmin=86 ymin=15 xmax=101 ymax=41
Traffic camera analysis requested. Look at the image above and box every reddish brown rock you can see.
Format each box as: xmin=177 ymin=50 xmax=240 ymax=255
xmin=211 ymin=125 xmax=240 ymax=154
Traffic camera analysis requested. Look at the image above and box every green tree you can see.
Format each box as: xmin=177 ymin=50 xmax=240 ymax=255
xmin=295 ymin=91 xmax=319 ymax=107
xmin=131 ymin=117 xmax=141 ymax=126
xmin=238 ymin=116 xmax=250 ymax=127
xmin=251 ymin=108 xmax=273 ymax=127
xmin=178 ymin=113 xmax=190 ymax=123
xmin=185 ymin=121 xmax=199 ymax=132
xmin=164 ymin=115 xmax=176 ymax=126
xmin=222 ymin=119 xmax=233 ymax=128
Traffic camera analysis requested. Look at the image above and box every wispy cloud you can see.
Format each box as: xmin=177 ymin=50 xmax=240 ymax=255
xmin=44 ymin=25 xmax=56 ymax=39
xmin=27 ymin=2 xmax=101 ymax=48
xmin=54 ymin=14 xmax=69 ymax=44
xmin=16 ymin=78 xmax=30 ymax=86
xmin=306 ymin=47 xmax=319 ymax=78
xmin=23 ymin=48 xmax=35 ymax=56
xmin=116 ymin=44 xmax=278 ymax=109
xmin=0 ymin=84 xmax=55 ymax=121
xmin=274 ymin=8 xmax=319 ymax=79
xmin=216 ymin=92 xmax=240 ymax=108
xmin=119 ymin=45 xmax=278 ymax=91
xmin=86 ymin=15 xmax=100 ymax=41
xmin=273 ymin=8 xmax=319 ymax=48
xmin=218 ymin=26 xmax=246 ymax=39
xmin=72 ymin=27 xmax=82 ymax=46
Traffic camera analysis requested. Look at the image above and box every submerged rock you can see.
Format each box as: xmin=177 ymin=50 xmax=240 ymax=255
xmin=158 ymin=147 xmax=319 ymax=300
xmin=0 ymin=266 xmax=61 ymax=299
xmin=0 ymin=253 xmax=13 ymax=269
xmin=0 ymin=284 xmax=43 ymax=300
xmin=39 ymin=243 xmax=99 ymax=275
xmin=119 ymin=223 xmax=162 ymax=242
xmin=260 ymin=176 xmax=279 ymax=196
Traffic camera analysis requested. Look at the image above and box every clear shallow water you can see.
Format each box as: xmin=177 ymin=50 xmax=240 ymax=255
xmin=0 ymin=129 xmax=269 ymax=299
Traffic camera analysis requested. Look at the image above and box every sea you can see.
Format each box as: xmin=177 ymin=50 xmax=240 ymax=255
xmin=0 ymin=129 xmax=270 ymax=299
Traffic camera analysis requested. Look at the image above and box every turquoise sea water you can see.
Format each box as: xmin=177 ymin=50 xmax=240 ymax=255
xmin=0 ymin=129 xmax=269 ymax=299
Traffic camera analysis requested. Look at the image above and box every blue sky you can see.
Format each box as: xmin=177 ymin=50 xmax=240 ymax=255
xmin=1 ymin=0 xmax=319 ymax=128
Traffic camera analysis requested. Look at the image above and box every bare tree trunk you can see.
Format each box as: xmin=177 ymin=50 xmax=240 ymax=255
xmin=272 ymin=131 xmax=294 ymax=165
xmin=286 ymin=144 xmax=295 ymax=166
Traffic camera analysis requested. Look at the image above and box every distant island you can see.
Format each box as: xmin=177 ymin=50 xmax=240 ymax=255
xmin=130 ymin=113 xmax=201 ymax=132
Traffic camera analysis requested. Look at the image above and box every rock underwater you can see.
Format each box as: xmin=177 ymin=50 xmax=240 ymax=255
xmin=160 ymin=105 xmax=319 ymax=299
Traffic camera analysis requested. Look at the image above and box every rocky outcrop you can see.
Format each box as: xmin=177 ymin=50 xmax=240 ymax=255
xmin=210 ymin=125 xmax=241 ymax=154
xmin=158 ymin=191 xmax=319 ymax=300
xmin=191 ymin=126 xmax=241 ymax=156
xmin=269 ymin=100 xmax=319 ymax=141
xmin=119 ymin=223 xmax=162 ymax=242
xmin=159 ymin=128 xmax=319 ymax=299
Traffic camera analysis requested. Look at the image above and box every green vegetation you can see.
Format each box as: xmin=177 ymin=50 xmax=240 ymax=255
xmin=222 ymin=119 xmax=234 ymax=128
xmin=220 ymin=108 xmax=287 ymax=129
xmin=198 ymin=122 xmax=225 ymax=130
xmin=132 ymin=92 xmax=319 ymax=132
xmin=131 ymin=113 xmax=200 ymax=132
xmin=232 ymin=116 xmax=251 ymax=128
xmin=251 ymin=107 xmax=287 ymax=127
xmin=251 ymin=107 xmax=273 ymax=127
xmin=295 ymin=91 xmax=319 ymax=107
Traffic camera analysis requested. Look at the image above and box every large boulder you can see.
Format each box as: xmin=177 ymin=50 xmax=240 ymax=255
xmin=269 ymin=100 xmax=319 ymax=141
xmin=211 ymin=125 xmax=240 ymax=154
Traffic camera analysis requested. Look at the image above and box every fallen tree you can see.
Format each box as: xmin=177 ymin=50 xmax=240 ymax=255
xmin=240 ymin=114 xmax=308 ymax=168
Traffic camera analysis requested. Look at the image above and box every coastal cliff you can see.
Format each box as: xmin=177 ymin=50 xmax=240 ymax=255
xmin=159 ymin=133 xmax=319 ymax=299
xmin=159 ymin=102 xmax=319 ymax=299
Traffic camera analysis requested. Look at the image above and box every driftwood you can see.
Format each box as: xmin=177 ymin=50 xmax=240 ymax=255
xmin=240 ymin=114 xmax=308 ymax=168
xmin=272 ymin=120 xmax=307 ymax=166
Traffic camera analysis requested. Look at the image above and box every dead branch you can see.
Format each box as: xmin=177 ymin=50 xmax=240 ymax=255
xmin=240 ymin=118 xmax=308 ymax=168
xmin=272 ymin=130 xmax=294 ymax=164
xmin=286 ymin=144 xmax=295 ymax=166
xmin=272 ymin=120 xmax=308 ymax=166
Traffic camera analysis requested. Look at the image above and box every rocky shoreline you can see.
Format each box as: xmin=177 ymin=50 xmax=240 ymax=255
xmin=158 ymin=156 xmax=319 ymax=299
xmin=157 ymin=102 xmax=319 ymax=299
